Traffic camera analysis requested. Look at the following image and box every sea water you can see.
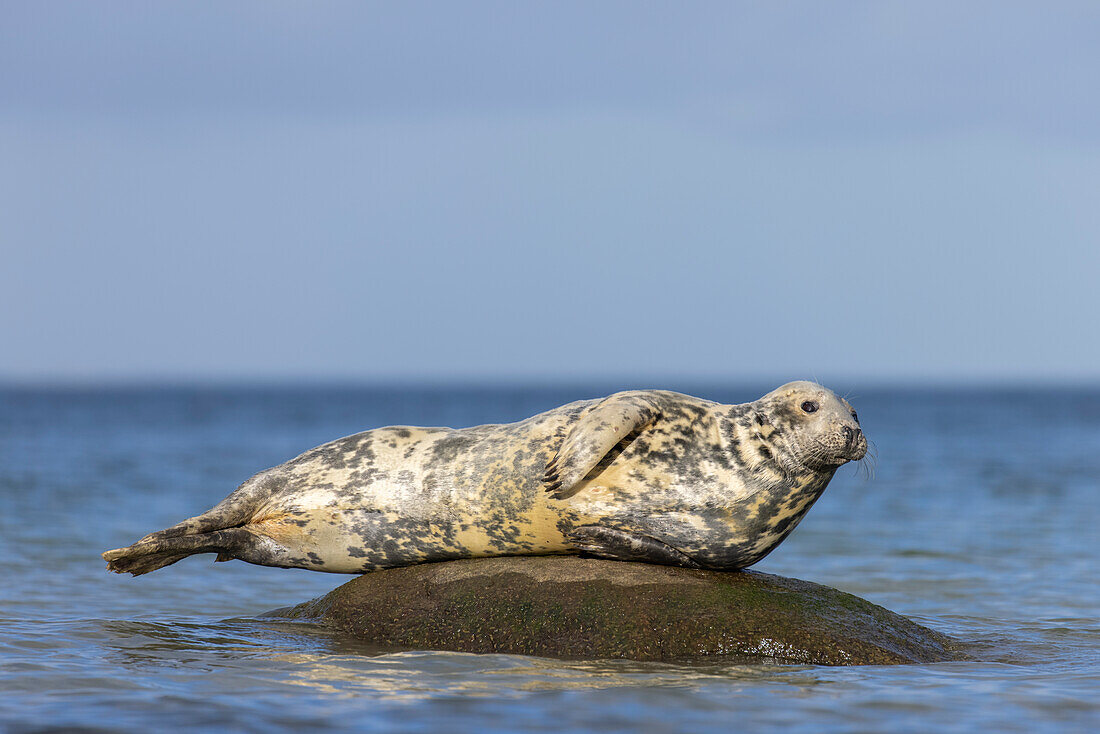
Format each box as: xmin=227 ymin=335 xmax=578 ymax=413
xmin=1 ymin=384 xmax=1098 ymax=732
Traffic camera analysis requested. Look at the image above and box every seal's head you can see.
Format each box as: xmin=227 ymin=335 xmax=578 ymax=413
xmin=759 ymin=381 xmax=867 ymax=471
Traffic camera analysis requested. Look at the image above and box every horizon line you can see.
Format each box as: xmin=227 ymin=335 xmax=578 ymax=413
xmin=1 ymin=373 xmax=1098 ymax=391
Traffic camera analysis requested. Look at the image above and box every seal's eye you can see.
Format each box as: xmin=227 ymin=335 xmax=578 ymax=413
xmin=851 ymin=410 xmax=859 ymax=422
xmin=800 ymin=401 xmax=818 ymax=414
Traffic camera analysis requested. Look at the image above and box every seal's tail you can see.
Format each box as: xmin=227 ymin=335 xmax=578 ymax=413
xmin=102 ymin=528 xmax=253 ymax=576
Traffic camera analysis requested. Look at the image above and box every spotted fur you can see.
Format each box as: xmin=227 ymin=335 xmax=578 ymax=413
xmin=103 ymin=381 xmax=866 ymax=575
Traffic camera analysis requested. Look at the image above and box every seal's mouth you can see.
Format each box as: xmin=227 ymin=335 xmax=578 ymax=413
xmin=800 ymin=434 xmax=867 ymax=469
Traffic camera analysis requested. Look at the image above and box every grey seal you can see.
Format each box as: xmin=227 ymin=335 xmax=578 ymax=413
xmin=103 ymin=380 xmax=867 ymax=576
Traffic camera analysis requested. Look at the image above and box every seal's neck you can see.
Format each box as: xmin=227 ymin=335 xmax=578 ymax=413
xmin=718 ymin=403 xmax=816 ymax=487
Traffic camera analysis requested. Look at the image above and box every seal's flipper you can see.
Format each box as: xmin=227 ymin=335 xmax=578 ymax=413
xmin=566 ymin=525 xmax=702 ymax=568
xmin=103 ymin=472 xmax=289 ymax=576
xmin=103 ymin=528 xmax=262 ymax=576
xmin=132 ymin=478 xmax=276 ymax=544
xmin=543 ymin=394 xmax=660 ymax=499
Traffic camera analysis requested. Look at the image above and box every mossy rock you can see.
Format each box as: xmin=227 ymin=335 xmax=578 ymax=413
xmin=271 ymin=556 xmax=960 ymax=666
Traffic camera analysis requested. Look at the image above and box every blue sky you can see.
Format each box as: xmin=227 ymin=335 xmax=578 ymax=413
xmin=2 ymin=2 xmax=1097 ymax=383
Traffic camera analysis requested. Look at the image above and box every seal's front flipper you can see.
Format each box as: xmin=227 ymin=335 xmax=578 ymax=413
xmin=567 ymin=525 xmax=702 ymax=568
xmin=544 ymin=394 xmax=661 ymax=499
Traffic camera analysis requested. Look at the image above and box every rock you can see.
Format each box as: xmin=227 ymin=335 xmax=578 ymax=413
xmin=270 ymin=556 xmax=960 ymax=665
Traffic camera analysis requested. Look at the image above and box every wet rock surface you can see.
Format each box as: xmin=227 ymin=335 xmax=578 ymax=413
xmin=270 ymin=556 xmax=962 ymax=666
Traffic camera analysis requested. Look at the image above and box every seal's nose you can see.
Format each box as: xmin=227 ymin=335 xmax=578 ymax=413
xmin=842 ymin=426 xmax=862 ymax=448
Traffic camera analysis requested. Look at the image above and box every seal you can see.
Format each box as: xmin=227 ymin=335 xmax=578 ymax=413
xmin=103 ymin=381 xmax=867 ymax=576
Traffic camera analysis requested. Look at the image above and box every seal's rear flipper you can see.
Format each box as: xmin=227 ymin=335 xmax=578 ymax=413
xmin=567 ymin=525 xmax=702 ymax=569
xmin=103 ymin=473 xmax=289 ymax=575
xmin=102 ymin=528 xmax=257 ymax=576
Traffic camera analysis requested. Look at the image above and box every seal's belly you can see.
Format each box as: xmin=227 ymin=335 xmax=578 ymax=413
xmin=245 ymin=419 xmax=581 ymax=572
xmin=249 ymin=502 xmax=576 ymax=573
